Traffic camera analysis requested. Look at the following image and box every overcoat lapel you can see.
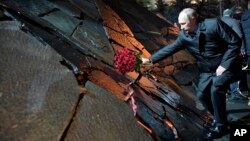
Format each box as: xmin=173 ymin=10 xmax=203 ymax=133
xmin=197 ymin=22 xmax=206 ymax=53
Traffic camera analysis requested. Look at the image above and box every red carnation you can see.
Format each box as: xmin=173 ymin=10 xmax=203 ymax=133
xmin=114 ymin=48 xmax=142 ymax=74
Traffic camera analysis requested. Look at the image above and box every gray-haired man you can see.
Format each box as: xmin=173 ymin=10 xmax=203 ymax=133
xmin=142 ymin=8 xmax=241 ymax=139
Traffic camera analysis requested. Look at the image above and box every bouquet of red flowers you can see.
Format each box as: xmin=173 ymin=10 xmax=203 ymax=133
xmin=114 ymin=48 xmax=142 ymax=74
xmin=114 ymin=48 xmax=143 ymax=116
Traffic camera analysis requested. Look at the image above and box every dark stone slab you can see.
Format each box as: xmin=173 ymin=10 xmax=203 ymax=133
xmin=70 ymin=0 xmax=101 ymax=20
xmin=64 ymin=81 xmax=153 ymax=141
xmin=52 ymin=1 xmax=82 ymax=18
xmin=0 ymin=20 xmax=21 ymax=30
xmin=2 ymin=0 xmax=55 ymax=16
xmin=41 ymin=10 xmax=81 ymax=36
xmin=108 ymin=0 xmax=172 ymax=33
xmin=0 ymin=21 xmax=80 ymax=141
xmin=135 ymin=79 xmax=206 ymax=141
xmin=72 ymin=16 xmax=114 ymax=65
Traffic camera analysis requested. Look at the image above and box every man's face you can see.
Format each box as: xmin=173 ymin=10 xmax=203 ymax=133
xmin=178 ymin=13 xmax=196 ymax=34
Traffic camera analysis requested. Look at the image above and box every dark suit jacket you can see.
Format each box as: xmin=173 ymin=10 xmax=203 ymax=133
xmin=150 ymin=18 xmax=241 ymax=74
xmin=221 ymin=16 xmax=245 ymax=52
xmin=241 ymin=10 xmax=250 ymax=56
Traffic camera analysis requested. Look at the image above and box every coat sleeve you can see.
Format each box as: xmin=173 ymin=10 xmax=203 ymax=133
xmin=230 ymin=19 xmax=245 ymax=52
xmin=150 ymin=35 xmax=184 ymax=63
xmin=217 ymin=19 xmax=241 ymax=70
xmin=230 ymin=19 xmax=243 ymax=38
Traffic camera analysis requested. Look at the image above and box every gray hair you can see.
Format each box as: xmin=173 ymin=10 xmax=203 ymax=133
xmin=180 ymin=8 xmax=198 ymax=20
xmin=223 ymin=9 xmax=233 ymax=17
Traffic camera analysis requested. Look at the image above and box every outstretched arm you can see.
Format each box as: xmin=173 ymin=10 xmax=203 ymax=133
xmin=142 ymin=35 xmax=184 ymax=65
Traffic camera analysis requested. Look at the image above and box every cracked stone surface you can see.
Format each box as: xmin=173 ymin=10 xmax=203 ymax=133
xmin=0 ymin=21 xmax=80 ymax=141
xmin=64 ymin=81 xmax=153 ymax=141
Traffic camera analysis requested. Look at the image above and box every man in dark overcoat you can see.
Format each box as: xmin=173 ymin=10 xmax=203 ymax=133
xmin=142 ymin=8 xmax=241 ymax=139
xmin=241 ymin=3 xmax=250 ymax=95
xmin=221 ymin=8 xmax=247 ymax=101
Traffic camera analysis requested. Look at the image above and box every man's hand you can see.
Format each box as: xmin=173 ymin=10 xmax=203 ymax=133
xmin=240 ymin=51 xmax=246 ymax=57
xmin=216 ymin=65 xmax=226 ymax=76
xmin=141 ymin=57 xmax=153 ymax=71
xmin=141 ymin=57 xmax=150 ymax=64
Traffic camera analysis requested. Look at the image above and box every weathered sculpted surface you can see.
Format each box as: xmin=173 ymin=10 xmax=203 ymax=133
xmin=0 ymin=21 xmax=80 ymax=140
xmin=0 ymin=0 xmax=222 ymax=141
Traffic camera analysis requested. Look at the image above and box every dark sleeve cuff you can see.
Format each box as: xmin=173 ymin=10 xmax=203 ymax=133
xmin=149 ymin=58 xmax=153 ymax=63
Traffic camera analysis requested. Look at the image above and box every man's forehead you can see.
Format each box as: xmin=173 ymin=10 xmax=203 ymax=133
xmin=178 ymin=12 xmax=188 ymax=23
